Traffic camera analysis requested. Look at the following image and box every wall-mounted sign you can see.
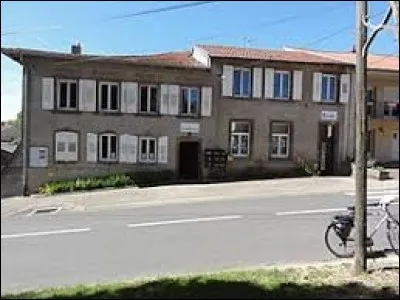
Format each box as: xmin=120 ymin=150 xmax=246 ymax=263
xmin=321 ymin=111 xmax=338 ymax=121
xmin=180 ymin=122 xmax=200 ymax=134
xmin=29 ymin=146 xmax=48 ymax=168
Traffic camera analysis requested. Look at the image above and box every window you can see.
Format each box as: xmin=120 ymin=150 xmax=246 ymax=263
xmin=233 ymin=68 xmax=251 ymax=97
xmin=140 ymin=85 xmax=158 ymax=113
xmin=230 ymin=121 xmax=251 ymax=157
xmin=99 ymin=133 xmax=117 ymax=162
xmin=99 ymin=82 xmax=119 ymax=111
xmin=181 ymin=87 xmax=200 ymax=115
xmin=366 ymin=88 xmax=376 ymax=117
xmin=321 ymin=74 xmax=337 ymax=102
xmin=384 ymin=102 xmax=400 ymax=119
xmin=139 ymin=137 xmax=157 ymax=163
xmin=273 ymin=71 xmax=290 ymax=99
xmin=57 ymin=79 xmax=78 ymax=109
xmin=270 ymin=122 xmax=290 ymax=159
xmin=55 ymin=131 xmax=78 ymax=162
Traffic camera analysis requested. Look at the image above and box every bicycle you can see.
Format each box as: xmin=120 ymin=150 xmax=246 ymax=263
xmin=324 ymin=194 xmax=399 ymax=258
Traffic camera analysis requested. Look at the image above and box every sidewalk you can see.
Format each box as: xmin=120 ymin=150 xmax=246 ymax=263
xmin=1 ymin=176 xmax=399 ymax=217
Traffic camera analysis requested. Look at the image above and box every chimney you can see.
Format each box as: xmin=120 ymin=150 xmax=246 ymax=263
xmin=71 ymin=42 xmax=82 ymax=55
xmin=351 ymin=44 xmax=356 ymax=53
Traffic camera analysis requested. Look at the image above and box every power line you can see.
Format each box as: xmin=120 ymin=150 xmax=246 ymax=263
xmin=1 ymin=1 xmax=219 ymax=36
xmin=191 ymin=1 xmax=351 ymax=43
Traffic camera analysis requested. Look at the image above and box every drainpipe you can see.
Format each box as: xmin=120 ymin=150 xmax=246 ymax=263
xmin=21 ymin=55 xmax=29 ymax=196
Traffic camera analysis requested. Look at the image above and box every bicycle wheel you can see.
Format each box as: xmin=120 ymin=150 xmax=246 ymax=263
xmin=325 ymin=222 xmax=355 ymax=258
xmin=386 ymin=219 xmax=399 ymax=256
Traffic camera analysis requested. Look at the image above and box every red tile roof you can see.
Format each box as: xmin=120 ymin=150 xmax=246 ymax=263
xmin=1 ymin=48 xmax=209 ymax=69
xmin=196 ymin=44 xmax=352 ymax=65
xmin=284 ymin=47 xmax=399 ymax=72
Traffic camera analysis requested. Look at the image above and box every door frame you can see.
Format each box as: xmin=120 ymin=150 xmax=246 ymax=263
xmin=318 ymin=121 xmax=339 ymax=175
xmin=176 ymin=136 xmax=202 ymax=180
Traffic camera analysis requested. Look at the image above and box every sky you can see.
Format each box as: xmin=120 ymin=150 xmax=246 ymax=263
xmin=1 ymin=1 xmax=398 ymax=121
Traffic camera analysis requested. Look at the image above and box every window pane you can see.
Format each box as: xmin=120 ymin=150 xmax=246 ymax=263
xmin=101 ymin=85 xmax=108 ymax=109
xmin=110 ymin=136 xmax=117 ymax=158
xmin=70 ymin=82 xmax=77 ymax=108
xmin=150 ymin=87 xmax=158 ymax=112
xmin=329 ymin=77 xmax=335 ymax=100
xmin=141 ymin=139 xmax=147 ymax=155
xmin=392 ymin=103 xmax=399 ymax=117
xmin=240 ymin=135 xmax=249 ymax=155
xmin=140 ymin=86 xmax=148 ymax=112
xmin=273 ymin=73 xmax=281 ymax=98
xmin=190 ymin=88 xmax=199 ymax=114
xmin=149 ymin=140 xmax=156 ymax=160
xmin=232 ymin=122 xmax=250 ymax=133
xmin=60 ymin=83 xmax=67 ymax=107
xmin=321 ymin=76 xmax=328 ymax=100
xmin=280 ymin=136 xmax=288 ymax=156
xmin=68 ymin=142 xmax=76 ymax=153
xmin=271 ymin=136 xmax=279 ymax=155
xmin=282 ymin=73 xmax=289 ymax=98
xmin=101 ymin=136 xmax=108 ymax=158
xmin=181 ymin=89 xmax=189 ymax=114
xmin=384 ymin=103 xmax=390 ymax=116
xmin=242 ymin=70 xmax=250 ymax=96
xmin=271 ymin=122 xmax=289 ymax=134
xmin=110 ymin=85 xmax=118 ymax=110
xmin=57 ymin=142 xmax=65 ymax=152
xmin=233 ymin=70 xmax=241 ymax=95
xmin=231 ymin=135 xmax=239 ymax=154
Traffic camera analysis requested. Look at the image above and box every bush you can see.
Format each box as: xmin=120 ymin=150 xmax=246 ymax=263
xmin=128 ymin=170 xmax=175 ymax=187
xmin=38 ymin=173 xmax=133 ymax=195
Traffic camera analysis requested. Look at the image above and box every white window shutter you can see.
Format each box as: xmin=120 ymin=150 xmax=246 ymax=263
xmin=126 ymin=135 xmax=137 ymax=163
xmin=252 ymin=68 xmax=262 ymax=98
xmin=158 ymin=136 xmax=168 ymax=164
xmin=86 ymin=133 xmax=98 ymax=162
xmin=67 ymin=132 xmax=78 ymax=161
xmin=168 ymin=85 xmax=179 ymax=115
xmin=264 ymin=68 xmax=274 ymax=99
xmin=339 ymin=74 xmax=350 ymax=103
xmin=42 ymin=77 xmax=54 ymax=110
xmin=313 ymin=72 xmax=322 ymax=102
xmin=292 ymin=71 xmax=303 ymax=101
xmin=201 ymin=86 xmax=212 ymax=117
xmin=119 ymin=134 xmax=127 ymax=163
xmin=121 ymin=82 xmax=138 ymax=113
xmin=79 ymin=79 xmax=97 ymax=111
xmin=160 ymin=84 xmax=169 ymax=115
xmin=222 ymin=65 xmax=233 ymax=97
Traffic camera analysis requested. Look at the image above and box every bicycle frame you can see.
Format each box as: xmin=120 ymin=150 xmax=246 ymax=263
xmin=367 ymin=210 xmax=389 ymax=240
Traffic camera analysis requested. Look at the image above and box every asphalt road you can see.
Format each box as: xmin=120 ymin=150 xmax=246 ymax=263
xmin=1 ymin=188 xmax=398 ymax=294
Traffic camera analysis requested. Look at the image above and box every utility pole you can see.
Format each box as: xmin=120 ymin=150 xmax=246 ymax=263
xmin=354 ymin=0 xmax=368 ymax=275
xmin=354 ymin=0 xmax=394 ymax=275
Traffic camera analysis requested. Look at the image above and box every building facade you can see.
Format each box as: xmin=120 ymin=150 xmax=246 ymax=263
xmin=2 ymin=44 xmax=366 ymax=193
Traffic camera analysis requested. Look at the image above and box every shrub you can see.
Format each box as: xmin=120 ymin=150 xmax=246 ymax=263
xmin=128 ymin=170 xmax=175 ymax=187
xmin=38 ymin=173 xmax=133 ymax=195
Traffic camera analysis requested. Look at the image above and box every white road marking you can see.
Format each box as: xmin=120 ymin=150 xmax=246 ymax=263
xmin=127 ymin=215 xmax=243 ymax=228
xmin=1 ymin=228 xmax=92 ymax=240
xmin=345 ymin=190 xmax=399 ymax=196
xmin=275 ymin=208 xmax=347 ymax=216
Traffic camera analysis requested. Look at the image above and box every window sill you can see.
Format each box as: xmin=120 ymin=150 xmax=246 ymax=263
xmin=138 ymin=112 xmax=161 ymax=117
xmin=176 ymin=114 xmax=201 ymax=119
xmin=269 ymin=156 xmax=291 ymax=161
xmin=138 ymin=161 xmax=158 ymax=164
xmin=98 ymin=110 xmax=122 ymax=115
xmin=55 ymin=160 xmax=78 ymax=164
xmin=53 ymin=109 xmax=80 ymax=114
xmin=98 ymin=160 xmax=119 ymax=164
xmin=231 ymin=155 xmax=250 ymax=160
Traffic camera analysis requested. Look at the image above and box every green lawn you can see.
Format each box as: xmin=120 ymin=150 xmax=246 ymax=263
xmin=2 ymin=264 xmax=399 ymax=299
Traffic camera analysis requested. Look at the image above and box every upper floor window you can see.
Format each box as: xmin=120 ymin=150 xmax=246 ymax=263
xmin=273 ymin=71 xmax=290 ymax=99
xmin=139 ymin=137 xmax=157 ymax=163
xmin=99 ymin=82 xmax=119 ymax=112
xmin=55 ymin=131 xmax=78 ymax=162
xmin=270 ymin=122 xmax=290 ymax=159
xmin=233 ymin=68 xmax=251 ymax=97
xmin=57 ymin=79 xmax=78 ymax=110
xmin=321 ymin=74 xmax=336 ymax=103
xmin=181 ymin=87 xmax=200 ymax=115
xmin=384 ymin=102 xmax=399 ymax=119
xmin=366 ymin=87 xmax=376 ymax=117
xmin=230 ymin=120 xmax=251 ymax=157
xmin=140 ymin=85 xmax=158 ymax=113
xmin=99 ymin=133 xmax=117 ymax=162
